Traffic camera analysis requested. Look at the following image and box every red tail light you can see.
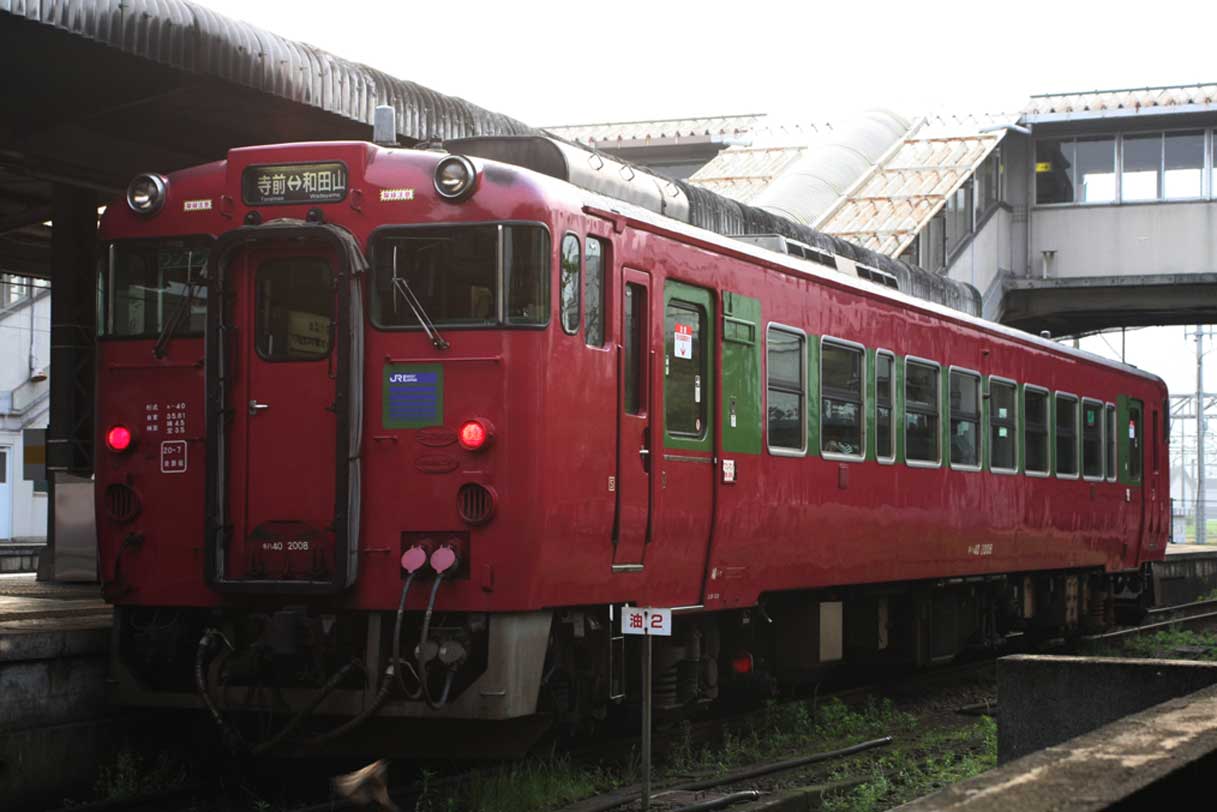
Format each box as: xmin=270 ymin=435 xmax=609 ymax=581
xmin=458 ymin=419 xmax=493 ymax=451
xmin=731 ymin=653 xmax=754 ymax=675
xmin=106 ymin=425 xmax=133 ymax=453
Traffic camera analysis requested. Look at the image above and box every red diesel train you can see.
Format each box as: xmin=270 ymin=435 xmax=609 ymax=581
xmin=95 ymin=134 xmax=1169 ymax=752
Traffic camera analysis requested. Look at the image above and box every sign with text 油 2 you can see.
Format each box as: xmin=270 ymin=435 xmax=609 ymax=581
xmin=622 ymin=607 xmax=672 ymax=637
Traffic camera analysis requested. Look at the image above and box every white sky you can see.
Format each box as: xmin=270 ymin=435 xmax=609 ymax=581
xmin=191 ymin=0 xmax=1217 ymax=394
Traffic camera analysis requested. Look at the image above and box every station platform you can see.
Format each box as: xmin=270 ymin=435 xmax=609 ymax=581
xmin=1155 ymin=544 xmax=1217 ymax=605
xmin=897 ymin=664 xmax=1217 ymax=811
xmin=0 ymin=574 xmax=113 ymax=807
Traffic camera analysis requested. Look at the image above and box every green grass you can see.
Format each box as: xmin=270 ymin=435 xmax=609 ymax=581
xmin=423 ymin=752 xmax=618 ymax=812
xmin=91 ymin=747 xmax=189 ymax=802
xmin=820 ymin=716 xmax=997 ymax=812
xmin=1119 ymin=627 xmax=1217 ymax=660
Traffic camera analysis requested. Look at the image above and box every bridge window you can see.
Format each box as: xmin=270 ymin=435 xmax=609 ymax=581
xmin=584 ymin=237 xmax=606 ymax=347
xmin=766 ymin=326 xmax=806 ymax=454
xmin=821 ymin=339 xmax=864 ymax=458
xmin=905 ymin=359 xmax=940 ymax=465
xmin=1036 ymin=137 xmax=1115 ymax=204
xmin=945 ymin=182 xmax=973 ymax=256
xmin=1105 ymin=403 xmax=1117 ymax=480
xmin=560 ymin=234 xmax=581 ymax=335
xmin=949 ymin=370 xmax=981 ymax=469
xmin=1076 ymin=138 xmax=1116 ymax=203
xmin=876 ymin=351 xmax=895 ymax=462
xmin=1024 ymin=386 xmax=1050 ymax=475
xmin=1082 ymin=399 xmax=1104 ymax=479
xmin=1121 ymin=134 xmax=1160 ymax=201
xmin=1055 ymin=393 xmax=1079 ymax=477
xmin=1165 ymin=131 xmax=1205 ymax=199
xmin=989 ymin=378 xmax=1017 ymax=473
xmin=1036 ymin=140 xmax=1075 ymax=205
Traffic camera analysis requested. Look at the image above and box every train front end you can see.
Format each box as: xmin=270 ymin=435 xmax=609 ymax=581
xmin=96 ymin=141 xmax=563 ymax=748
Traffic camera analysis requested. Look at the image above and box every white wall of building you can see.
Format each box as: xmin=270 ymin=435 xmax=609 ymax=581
xmin=1031 ymin=201 xmax=1217 ymax=280
xmin=0 ymin=282 xmax=50 ymax=541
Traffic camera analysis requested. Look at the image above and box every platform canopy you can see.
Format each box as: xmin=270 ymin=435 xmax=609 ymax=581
xmin=0 ymin=0 xmax=533 ymax=277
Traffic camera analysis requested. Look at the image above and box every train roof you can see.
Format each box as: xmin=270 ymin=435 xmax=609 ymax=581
xmin=521 ymin=155 xmax=1166 ymax=390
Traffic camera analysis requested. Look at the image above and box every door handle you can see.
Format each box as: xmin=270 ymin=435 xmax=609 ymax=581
xmin=639 ymin=448 xmax=650 ymax=457
xmin=249 ymin=400 xmax=270 ymax=415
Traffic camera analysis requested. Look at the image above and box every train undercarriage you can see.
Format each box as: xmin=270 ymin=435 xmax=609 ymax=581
xmin=110 ymin=566 xmax=1151 ymax=756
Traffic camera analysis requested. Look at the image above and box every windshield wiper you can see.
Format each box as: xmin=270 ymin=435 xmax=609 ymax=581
xmin=153 ymin=252 xmax=203 ymax=359
xmin=391 ymin=245 xmax=449 ymax=351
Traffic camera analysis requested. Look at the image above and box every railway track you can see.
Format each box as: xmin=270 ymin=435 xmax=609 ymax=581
xmin=1085 ymin=598 xmax=1217 ymax=644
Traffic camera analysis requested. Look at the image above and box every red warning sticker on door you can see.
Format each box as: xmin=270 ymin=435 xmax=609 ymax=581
xmin=674 ymin=323 xmax=693 ymax=360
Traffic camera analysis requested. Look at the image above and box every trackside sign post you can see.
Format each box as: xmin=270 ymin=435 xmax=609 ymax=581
xmin=623 ymin=607 xmax=672 ymax=812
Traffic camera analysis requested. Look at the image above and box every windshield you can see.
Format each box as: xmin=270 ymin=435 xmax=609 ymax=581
xmin=100 ymin=239 xmax=209 ymax=338
xmin=370 ymin=224 xmax=550 ymax=328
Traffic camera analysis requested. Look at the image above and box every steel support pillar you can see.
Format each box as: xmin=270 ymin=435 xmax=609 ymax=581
xmin=40 ymin=185 xmax=97 ymax=581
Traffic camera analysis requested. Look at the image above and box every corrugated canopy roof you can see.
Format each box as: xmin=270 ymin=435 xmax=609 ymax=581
xmin=0 ymin=0 xmax=533 ymax=143
xmin=1023 ymin=82 xmax=1217 ymax=122
xmin=544 ymin=114 xmax=765 ymax=148
xmin=685 ymin=118 xmax=835 ymax=204
xmin=814 ymin=113 xmax=1014 ymax=256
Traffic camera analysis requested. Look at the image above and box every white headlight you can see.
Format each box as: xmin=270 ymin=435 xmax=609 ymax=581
xmin=433 ymin=155 xmax=477 ymax=201
xmin=126 ymin=173 xmax=167 ymax=216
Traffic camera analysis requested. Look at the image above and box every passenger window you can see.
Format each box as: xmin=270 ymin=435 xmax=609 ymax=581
xmin=665 ymin=301 xmax=705 ymax=437
xmin=766 ymin=327 xmax=806 ymax=453
xmin=1105 ymin=404 xmax=1117 ymax=480
xmin=1082 ymin=400 xmax=1103 ymax=479
xmin=821 ymin=340 xmax=864 ymax=457
xmin=989 ymin=379 xmax=1017 ymax=472
xmin=254 ymin=257 xmax=333 ymax=361
xmin=1055 ymin=393 xmax=1079 ymax=477
xmin=905 ymin=360 xmax=940 ymax=464
xmin=560 ymin=234 xmax=580 ymax=335
xmin=1128 ymin=405 xmax=1142 ymax=481
xmin=876 ymin=352 xmax=894 ymax=461
xmin=949 ymin=371 xmax=981 ymax=468
xmin=624 ymin=283 xmax=645 ymax=415
xmin=584 ymin=238 xmax=606 ymax=347
xmin=1024 ymin=388 xmax=1050 ymax=474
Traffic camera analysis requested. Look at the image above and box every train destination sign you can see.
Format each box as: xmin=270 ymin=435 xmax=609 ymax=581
xmin=242 ymin=162 xmax=348 ymax=205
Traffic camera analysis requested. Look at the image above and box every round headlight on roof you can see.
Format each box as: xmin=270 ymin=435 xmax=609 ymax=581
xmin=126 ymin=173 xmax=168 ymax=216
xmin=433 ymin=155 xmax=477 ymax=201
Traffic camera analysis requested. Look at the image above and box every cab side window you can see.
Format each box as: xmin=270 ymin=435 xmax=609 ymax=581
xmin=584 ymin=237 xmax=606 ymax=347
xmin=559 ymin=234 xmax=580 ymax=335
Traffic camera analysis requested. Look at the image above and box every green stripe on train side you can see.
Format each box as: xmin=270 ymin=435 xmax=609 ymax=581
xmin=721 ymin=291 xmax=761 ymax=455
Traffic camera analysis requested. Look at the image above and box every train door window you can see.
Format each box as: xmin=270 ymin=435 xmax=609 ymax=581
xmin=989 ymin=378 xmax=1017 ymax=473
xmin=905 ymin=358 xmax=940 ymax=465
xmin=766 ymin=326 xmax=806 ymax=455
xmin=1055 ymin=393 xmax=1079 ymax=478
xmin=876 ymin=351 xmax=895 ymax=463
xmin=820 ymin=339 xmax=864 ymax=459
xmin=949 ymin=369 xmax=981 ymax=469
xmin=584 ymin=237 xmax=607 ymax=347
xmin=1105 ymin=403 xmax=1117 ymax=481
xmin=1128 ymin=404 xmax=1143 ymax=481
xmin=254 ymin=258 xmax=333 ymax=361
xmin=1082 ymin=399 xmax=1104 ymax=480
xmin=1024 ymin=386 xmax=1050 ymax=475
xmin=560 ymin=234 xmax=580 ymax=335
xmin=665 ymin=300 xmax=706 ymax=437
xmin=624 ymin=283 xmax=646 ymax=415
